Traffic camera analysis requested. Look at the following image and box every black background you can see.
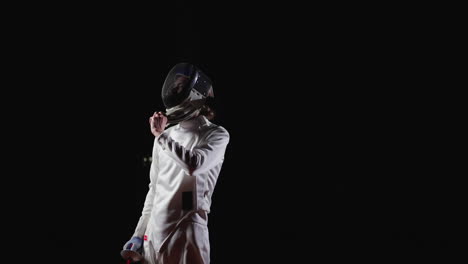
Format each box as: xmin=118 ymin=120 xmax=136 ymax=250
xmin=6 ymin=1 xmax=458 ymax=263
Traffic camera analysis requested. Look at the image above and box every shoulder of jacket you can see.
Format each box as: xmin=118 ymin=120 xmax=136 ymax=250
xmin=206 ymin=124 xmax=229 ymax=139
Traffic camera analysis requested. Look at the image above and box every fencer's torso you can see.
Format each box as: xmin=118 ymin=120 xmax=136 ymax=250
xmin=141 ymin=115 xmax=229 ymax=252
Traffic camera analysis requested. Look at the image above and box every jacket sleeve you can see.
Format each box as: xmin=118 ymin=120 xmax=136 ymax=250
xmin=156 ymin=126 xmax=230 ymax=175
xmin=132 ymin=138 xmax=160 ymax=238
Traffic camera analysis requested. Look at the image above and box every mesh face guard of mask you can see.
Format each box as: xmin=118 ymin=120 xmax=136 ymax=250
xmin=161 ymin=63 xmax=214 ymax=124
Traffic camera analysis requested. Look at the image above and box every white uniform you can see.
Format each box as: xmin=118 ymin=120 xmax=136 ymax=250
xmin=133 ymin=115 xmax=230 ymax=264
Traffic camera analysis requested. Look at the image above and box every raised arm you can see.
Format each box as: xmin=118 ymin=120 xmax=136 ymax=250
xmin=157 ymin=127 xmax=229 ymax=174
xmin=149 ymin=111 xmax=229 ymax=175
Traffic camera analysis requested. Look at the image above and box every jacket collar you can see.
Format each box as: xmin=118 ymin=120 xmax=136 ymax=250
xmin=178 ymin=115 xmax=210 ymax=130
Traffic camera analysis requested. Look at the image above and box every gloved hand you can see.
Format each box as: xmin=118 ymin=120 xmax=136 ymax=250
xmin=123 ymin=236 xmax=143 ymax=251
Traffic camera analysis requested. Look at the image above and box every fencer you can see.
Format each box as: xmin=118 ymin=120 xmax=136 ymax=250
xmin=123 ymin=62 xmax=230 ymax=264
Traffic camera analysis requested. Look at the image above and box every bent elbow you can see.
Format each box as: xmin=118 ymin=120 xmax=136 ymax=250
xmin=188 ymin=153 xmax=206 ymax=175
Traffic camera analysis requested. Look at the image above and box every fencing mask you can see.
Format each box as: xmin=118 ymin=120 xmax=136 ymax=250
xmin=162 ymin=62 xmax=214 ymax=124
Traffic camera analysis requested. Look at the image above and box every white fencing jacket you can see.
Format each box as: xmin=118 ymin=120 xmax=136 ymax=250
xmin=132 ymin=115 xmax=230 ymax=253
